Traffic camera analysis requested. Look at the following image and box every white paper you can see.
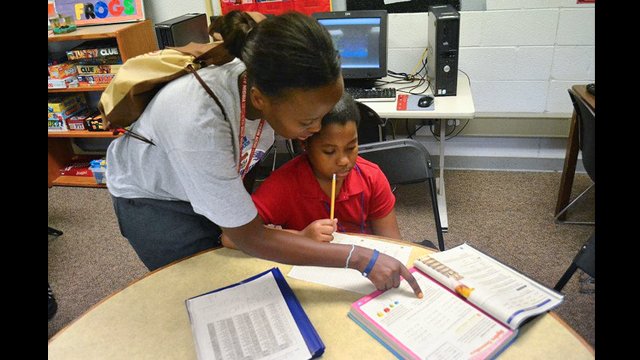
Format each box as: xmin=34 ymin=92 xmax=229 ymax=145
xmin=287 ymin=233 xmax=412 ymax=294
xmin=186 ymin=272 xmax=312 ymax=360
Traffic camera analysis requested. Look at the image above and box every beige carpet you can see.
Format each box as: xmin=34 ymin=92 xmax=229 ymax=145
xmin=48 ymin=169 xmax=595 ymax=348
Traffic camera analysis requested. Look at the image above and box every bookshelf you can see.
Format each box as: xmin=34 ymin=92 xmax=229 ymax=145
xmin=48 ymin=20 xmax=158 ymax=188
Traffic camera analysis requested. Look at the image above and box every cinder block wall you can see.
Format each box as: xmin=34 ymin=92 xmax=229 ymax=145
xmin=386 ymin=0 xmax=594 ymax=116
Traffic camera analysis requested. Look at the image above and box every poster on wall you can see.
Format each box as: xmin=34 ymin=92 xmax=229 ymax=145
xmin=219 ymin=0 xmax=331 ymax=16
xmin=53 ymin=0 xmax=145 ymax=27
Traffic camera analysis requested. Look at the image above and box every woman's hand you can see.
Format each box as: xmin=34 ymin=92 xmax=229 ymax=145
xmin=301 ymin=218 xmax=338 ymax=242
xmin=354 ymin=247 xmax=423 ymax=298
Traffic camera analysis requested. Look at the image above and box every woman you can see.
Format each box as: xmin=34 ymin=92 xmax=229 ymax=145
xmin=106 ymin=11 xmax=421 ymax=296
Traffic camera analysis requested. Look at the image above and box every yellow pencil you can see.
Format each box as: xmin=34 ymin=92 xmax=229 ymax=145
xmin=330 ymin=173 xmax=336 ymax=219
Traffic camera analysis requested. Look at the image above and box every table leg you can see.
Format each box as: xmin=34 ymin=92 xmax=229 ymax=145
xmin=555 ymin=112 xmax=580 ymax=220
xmin=437 ymin=119 xmax=449 ymax=232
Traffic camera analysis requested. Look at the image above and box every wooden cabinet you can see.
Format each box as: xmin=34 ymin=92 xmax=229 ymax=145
xmin=48 ymin=20 xmax=158 ymax=188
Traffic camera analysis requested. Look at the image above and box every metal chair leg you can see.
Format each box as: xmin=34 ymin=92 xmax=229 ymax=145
xmin=554 ymin=263 xmax=578 ymax=292
xmin=48 ymin=227 xmax=63 ymax=236
xmin=554 ymin=183 xmax=595 ymax=225
xmin=427 ymin=177 xmax=445 ymax=251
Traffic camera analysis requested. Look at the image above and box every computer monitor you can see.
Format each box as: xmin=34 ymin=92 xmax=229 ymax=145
xmin=313 ymin=10 xmax=388 ymax=87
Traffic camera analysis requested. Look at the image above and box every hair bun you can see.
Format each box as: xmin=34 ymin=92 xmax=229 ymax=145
xmin=211 ymin=11 xmax=262 ymax=59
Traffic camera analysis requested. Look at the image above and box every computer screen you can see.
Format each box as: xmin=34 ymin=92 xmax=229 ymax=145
xmin=313 ymin=10 xmax=388 ymax=85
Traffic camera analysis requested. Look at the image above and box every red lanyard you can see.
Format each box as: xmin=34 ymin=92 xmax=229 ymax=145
xmin=237 ymin=74 xmax=265 ymax=179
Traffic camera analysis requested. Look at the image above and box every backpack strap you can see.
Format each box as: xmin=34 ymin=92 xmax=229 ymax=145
xmin=119 ymin=64 xmax=230 ymax=146
xmin=185 ymin=64 xmax=229 ymax=124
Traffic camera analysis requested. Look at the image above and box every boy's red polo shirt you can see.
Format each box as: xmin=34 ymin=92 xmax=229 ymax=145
xmin=251 ymin=153 xmax=395 ymax=234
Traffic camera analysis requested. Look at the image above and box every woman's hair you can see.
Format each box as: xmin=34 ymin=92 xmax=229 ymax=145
xmin=321 ymin=92 xmax=360 ymax=128
xmin=210 ymin=11 xmax=257 ymax=56
xmin=217 ymin=11 xmax=341 ymax=98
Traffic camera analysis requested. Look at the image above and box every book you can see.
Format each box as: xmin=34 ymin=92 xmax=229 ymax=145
xmin=348 ymin=243 xmax=564 ymax=360
xmin=185 ymin=267 xmax=325 ymax=360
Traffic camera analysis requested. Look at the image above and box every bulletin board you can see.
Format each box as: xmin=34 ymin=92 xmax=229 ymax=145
xmin=346 ymin=0 xmax=459 ymax=14
xmin=219 ymin=0 xmax=331 ymax=16
xmin=53 ymin=0 xmax=145 ymax=27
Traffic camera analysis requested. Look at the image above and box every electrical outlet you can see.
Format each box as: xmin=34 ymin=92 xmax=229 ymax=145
xmin=447 ymin=119 xmax=461 ymax=126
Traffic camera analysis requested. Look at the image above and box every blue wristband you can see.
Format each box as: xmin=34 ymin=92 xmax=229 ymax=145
xmin=362 ymin=249 xmax=380 ymax=277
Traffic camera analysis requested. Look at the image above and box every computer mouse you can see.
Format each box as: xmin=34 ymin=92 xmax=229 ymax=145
xmin=418 ymin=95 xmax=434 ymax=108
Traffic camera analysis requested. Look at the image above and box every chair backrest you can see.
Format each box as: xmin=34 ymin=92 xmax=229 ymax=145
xmin=568 ymin=88 xmax=595 ymax=182
xmin=358 ymin=139 xmax=435 ymax=185
xmin=356 ymin=102 xmax=386 ymax=144
xmin=358 ymin=138 xmax=444 ymax=250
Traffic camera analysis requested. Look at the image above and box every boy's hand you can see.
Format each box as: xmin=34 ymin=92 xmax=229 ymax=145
xmin=302 ymin=219 xmax=338 ymax=242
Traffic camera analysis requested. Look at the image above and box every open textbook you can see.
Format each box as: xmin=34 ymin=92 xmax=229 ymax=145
xmin=349 ymin=243 xmax=564 ymax=360
xmin=185 ymin=268 xmax=324 ymax=360
xmin=413 ymin=243 xmax=564 ymax=329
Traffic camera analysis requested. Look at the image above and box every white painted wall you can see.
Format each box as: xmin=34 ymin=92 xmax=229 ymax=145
xmin=143 ymin=0 xmax=206 ymax=23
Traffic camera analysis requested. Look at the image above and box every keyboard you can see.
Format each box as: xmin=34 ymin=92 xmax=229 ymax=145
xmin=345 ymin=87 xmax=397 ymax=102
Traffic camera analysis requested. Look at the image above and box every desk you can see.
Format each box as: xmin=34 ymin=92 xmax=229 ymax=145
xmin=364 ymin=75 xmax=475 ymax=231
xmin=554 ymin=85 xmax=595 ymax=220
xmin=49 ymin=237 xmax=594 ymax=359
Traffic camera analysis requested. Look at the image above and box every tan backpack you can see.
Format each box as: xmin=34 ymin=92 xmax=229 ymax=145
xmin=97 ymin=41 xmax=235 ymax=131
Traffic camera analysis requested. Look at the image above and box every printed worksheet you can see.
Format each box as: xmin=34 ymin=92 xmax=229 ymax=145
xmin=186 ymin=272 xmax=312 ymax=360
xmin=287 ymin=233 xmax=412 ymax=294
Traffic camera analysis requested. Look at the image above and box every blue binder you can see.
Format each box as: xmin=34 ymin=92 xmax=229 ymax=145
xmin=186 ymin=267 xmax=325 ymax=359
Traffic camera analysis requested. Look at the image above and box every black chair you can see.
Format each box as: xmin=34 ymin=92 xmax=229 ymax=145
xmin=356 ymin=102 xmax=387 ymax=144
xmin=554 ymin=88 xmax=595 ymax=225
xmin=554 ymin=232 xmax=595 ymax=292
xmin=358 ymin=139 xmax=445 ymax=251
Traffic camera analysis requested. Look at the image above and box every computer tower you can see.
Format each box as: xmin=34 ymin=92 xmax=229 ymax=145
xmin=427 ymin=5 xmax=460 ymax=96
xmin=155 ymin=13 xmax=209 ymax=50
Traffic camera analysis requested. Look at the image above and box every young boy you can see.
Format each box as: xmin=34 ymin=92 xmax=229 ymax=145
xmin=222 ymin=93 xmax=401 ymax=248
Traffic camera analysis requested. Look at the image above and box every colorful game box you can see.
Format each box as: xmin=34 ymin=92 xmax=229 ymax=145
xmin=48 ymin=75 xmax=79 ymax=89
xmin=76 ymin=64 xmax=121 ymax=75
xmin=77 ymin=73 xmax=115 ymax=86
xmin=48 ymin=94 xmax=86 ymax=113
xmin=48 ymin=62 xmax=78 ymax=79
